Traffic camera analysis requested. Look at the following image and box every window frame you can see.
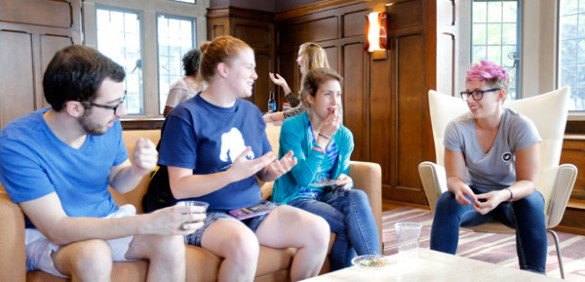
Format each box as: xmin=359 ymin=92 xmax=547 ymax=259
xmin=82 ymin=0 xmax=207 ymax=122
xmin=156 ymin=13 xmax=197 ymax=115
xmin=95 ymin=5 xmax=145 ymax=115
xmin=556 ymin=0 xmax=585 ymax=114
xmin=470 ymin=0 xmax=523 ymax=100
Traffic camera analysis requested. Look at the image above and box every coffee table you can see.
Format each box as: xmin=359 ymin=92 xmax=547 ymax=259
xmin=302 ymin=249 xmax=561 ymax=281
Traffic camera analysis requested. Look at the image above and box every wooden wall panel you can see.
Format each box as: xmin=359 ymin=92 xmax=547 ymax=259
xmin=0 ymin=31 xmax=35 ymax=128
xmin=343 ymin=9 xmax=369 ymax=37
xmin=38 ymin=35 xmax=74 ymax=108
xmin=561 ymin=136 xmax=585 ymax=200
xmin=0 ymin=0 xmax=72 ymax=28
xmin=279 ymin=17 xmax=339 ymax=46
xmin=0 ymin=0 xmax=81 ymax=129
xmin=393 ymin=34 xmax=427 ymax=203
xmin=276 ymin=0 xmax=436 ymax=206
xmin=342 ymin=43 xmax=367 ymax=161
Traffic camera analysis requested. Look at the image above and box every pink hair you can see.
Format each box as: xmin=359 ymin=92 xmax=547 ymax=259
xmin=466 ymin=60 xmax=509 ymax=84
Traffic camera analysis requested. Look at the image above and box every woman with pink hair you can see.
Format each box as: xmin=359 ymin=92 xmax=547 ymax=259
xmin=430 ymin=61 xmax=547 ymax=274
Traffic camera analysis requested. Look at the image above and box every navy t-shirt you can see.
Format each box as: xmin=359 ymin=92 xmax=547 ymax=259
xmin=158 ymin=95 xmax=272 ymax=210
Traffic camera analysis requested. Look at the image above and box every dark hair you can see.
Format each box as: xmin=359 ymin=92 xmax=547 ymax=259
xmin=300 ymin=68 xmax=343 ymax=107
xmin=182 ymin=48 xmax=201 ymax=76
xmin=199 ymin=36 xmax=251 ymax=82
xmin=43 ymin=45 xmax=125 ymax=111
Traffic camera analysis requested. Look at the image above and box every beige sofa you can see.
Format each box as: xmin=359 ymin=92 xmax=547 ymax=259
xmin=0 ymin=124 xmax=382 ymax=282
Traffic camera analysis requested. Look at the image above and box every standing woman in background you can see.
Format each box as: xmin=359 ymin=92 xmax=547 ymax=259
xmin=264 ymin=42 xmax=330 ymax=123
xmin=159 ymin=36 xmax=330 ymax=281
xmin=272 ymin=68 xmax=381 ymax=270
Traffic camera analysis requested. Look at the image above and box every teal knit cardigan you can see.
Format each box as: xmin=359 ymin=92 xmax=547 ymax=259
xmin=272 ymin=112 xmax=354 ymax=204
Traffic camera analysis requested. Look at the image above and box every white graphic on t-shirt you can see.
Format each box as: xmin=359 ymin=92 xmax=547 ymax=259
xmin=219 ymin=127 xmax=254 ymax=162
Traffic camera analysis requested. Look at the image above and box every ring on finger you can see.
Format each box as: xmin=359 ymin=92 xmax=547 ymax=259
xmin=179 ymin=222 xmax=188 ymax=231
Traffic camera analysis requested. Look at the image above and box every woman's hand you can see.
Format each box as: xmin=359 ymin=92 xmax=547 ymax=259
xmin=229 ymin=147 xmax=276 ymax=182
xmin=451 ymin=183 xmax=479 ymax=206
xmin=269 ymin=72 xmax=291 ymax=95
xmin=335 ymin=173 xmax=353 ymax=191
xmin=472 ymin=190 xmax=509 ymax=215
xmin=258 ymin=150 xmax=298 ymax=181
xmin=317 ymin=109 xmax=341 ymax=145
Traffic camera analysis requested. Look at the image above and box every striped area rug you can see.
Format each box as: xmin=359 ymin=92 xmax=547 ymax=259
xmin=382 ymin=207 xmax=585 ymax=281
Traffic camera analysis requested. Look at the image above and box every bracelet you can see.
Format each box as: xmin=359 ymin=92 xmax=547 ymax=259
xmin=505 ymin=188 xmax=514 ymax=201
xmin=318 ymin=133 xmax=331 ymax=140
xmin=312 ymin=146 xmax=325 ymax=154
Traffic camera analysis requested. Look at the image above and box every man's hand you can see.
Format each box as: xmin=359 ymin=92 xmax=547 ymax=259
xmin=131 ymin=138 xmax=158 ymax=176
xmin=229 ymin=147 xmax=276 ymax=182
xmin=146 ymin=203 xmax=206 ymax=235
xmin=335 ymin=173 xmax=353 ymax=191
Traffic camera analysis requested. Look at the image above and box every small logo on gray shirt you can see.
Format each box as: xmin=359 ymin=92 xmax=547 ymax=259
xmin=502 ymin=152 xmax=512 ymax=162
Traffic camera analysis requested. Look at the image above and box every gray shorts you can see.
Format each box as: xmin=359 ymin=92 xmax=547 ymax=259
xmin=184 ymin=201 xmax=279 ymax=246
xmin=25 ymin=204 xmax=137 ymax=278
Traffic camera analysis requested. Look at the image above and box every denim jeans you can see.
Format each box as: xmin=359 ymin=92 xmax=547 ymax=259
xmin=430 ymin=188 xmax=547 ymax=273
xmin=288 ymin=189 xmax=381 ymax=270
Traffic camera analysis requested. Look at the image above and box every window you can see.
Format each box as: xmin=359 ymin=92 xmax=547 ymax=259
xmin=96 ymin=7 xmax=143 ymax=115
xmin=558 ymin=0 xmax=585 ymax=111
xmin=157 ymin=15 xmax=195 ymax=114
xmin=83 ymin=0 xmax=206 ymax=119
xmin=471 ymin=0 xmax=522 ymax=99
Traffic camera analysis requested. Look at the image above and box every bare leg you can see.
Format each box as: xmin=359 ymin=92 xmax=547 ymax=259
xmin=255 ymin=205 xmax=330 ymax=281
xmin=53 ymin=239 xmax=113 ymax=282
xmin=126 ymin=234 xmax=186 ymax=282
xmin=201 ymin=218 xmax=260 ymax=282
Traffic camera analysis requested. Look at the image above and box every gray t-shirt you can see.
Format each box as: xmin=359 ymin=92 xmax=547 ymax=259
xmin=443 ymin=107 xmax=541 ymax=193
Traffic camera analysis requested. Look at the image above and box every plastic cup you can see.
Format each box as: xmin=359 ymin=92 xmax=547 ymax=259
xmin=395 ymin=222 xmax=422 ymax=259
xmin=180 ymin=201 xmax=208 ymax=224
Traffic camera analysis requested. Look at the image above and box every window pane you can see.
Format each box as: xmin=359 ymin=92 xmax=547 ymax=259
xmin=96 ymin=7 xmax=143 ymax=115
xmin=472 ymin=0 xmax=521 ymax=100
xmin=157 ymin=14 xmax=195 ymax=114
xmin=473 ymin=2 xmax=487 ymax=22
xmin=487 ymin=2 xmax=502 ymax=23
xmin=473 ymin=23 xmax=487 ymax=45
xmin=559 ymin=0 xmax=585 ymax=111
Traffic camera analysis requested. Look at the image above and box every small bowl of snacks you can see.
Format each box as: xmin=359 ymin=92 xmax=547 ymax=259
xmin=351 ymin=254 xmax=389 ymax=268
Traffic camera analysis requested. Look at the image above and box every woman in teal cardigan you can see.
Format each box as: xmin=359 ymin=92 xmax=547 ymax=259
xmin=272 ymin=68 xmax=381 ymax=270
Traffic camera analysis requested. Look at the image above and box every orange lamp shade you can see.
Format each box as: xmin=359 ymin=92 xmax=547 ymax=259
xmin=365 ymin=12 xmax=388 ymax=52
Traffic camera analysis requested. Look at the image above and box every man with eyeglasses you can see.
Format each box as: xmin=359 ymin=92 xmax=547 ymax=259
xmin=430 ymin=60 xmax=546 ymax=274
xmin=0 ymin=45 xmax=205 ymax=280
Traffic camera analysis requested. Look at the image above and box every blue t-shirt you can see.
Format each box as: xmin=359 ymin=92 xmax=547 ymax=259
xmin=0 ymin=108 xmax=128 ymax=228
xmin=158 ymin=95 xmax=271 ymax=211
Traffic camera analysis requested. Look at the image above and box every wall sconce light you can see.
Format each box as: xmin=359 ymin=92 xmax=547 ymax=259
xmin=365 ymin=12 xmax=388 ymax=52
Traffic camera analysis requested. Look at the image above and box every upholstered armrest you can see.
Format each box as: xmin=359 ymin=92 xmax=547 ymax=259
xmin=418 ymin=161 xmax=448 ymax=213
xmin=0 ymin=191 xmax=26 ymax=282
xmin=548 ymin=164 xmax=578 ymax=228
xmin=348 ymin=161 xmax=382 ymax=248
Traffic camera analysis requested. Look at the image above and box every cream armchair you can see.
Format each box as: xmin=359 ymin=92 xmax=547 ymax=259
xmin=418 ymin=87 xmax=577 ymax=279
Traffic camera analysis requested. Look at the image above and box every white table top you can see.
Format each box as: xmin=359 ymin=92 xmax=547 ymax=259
xmin=302 ymin=249 xmax=561 ymax=282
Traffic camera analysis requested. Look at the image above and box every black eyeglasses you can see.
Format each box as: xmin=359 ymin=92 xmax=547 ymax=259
xmin=82 ymin=93 xmax=127 ymax=115
xmin=460 ymin=88 xmax=501 ymax=101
